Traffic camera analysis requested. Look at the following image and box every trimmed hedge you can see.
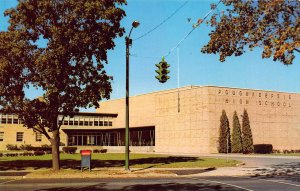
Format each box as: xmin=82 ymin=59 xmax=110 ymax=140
xmin=6 ymin=144 xmax=19 ymax=151
xmin=62 ymin=146 xmax=77 ymax=154
xmin=93 ymin=149 xmax=107 ymax=153
xmin=20 ymin=144 xmax=33 ymax=151
xmin=5 ymin=153 xmax=18 ymax=157
xmin=254 ymin=144 xmax=273 ymax=154
xmin=33 ymin=151 xmax=45 ymax=156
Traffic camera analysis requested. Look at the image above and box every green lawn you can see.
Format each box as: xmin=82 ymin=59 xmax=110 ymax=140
xmin=0 ymin=153 xmax=240 ymax=170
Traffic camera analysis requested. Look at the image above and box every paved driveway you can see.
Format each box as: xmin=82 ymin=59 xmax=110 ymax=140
xmin=0 ymin=177 xmax=299 ymax=191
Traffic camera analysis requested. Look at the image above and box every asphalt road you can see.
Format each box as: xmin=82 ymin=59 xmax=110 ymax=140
xmin=211 ymin=155 xmax=300 ymax=168
xmin=0 ymin=176 xmax=299 ymax=191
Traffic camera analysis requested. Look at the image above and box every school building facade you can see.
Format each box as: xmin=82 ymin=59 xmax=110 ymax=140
xmin=1 ymin=86 xmax=300 ymax=153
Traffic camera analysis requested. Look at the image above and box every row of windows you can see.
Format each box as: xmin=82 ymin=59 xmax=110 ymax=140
xmin=218 ymin=89 xmax=292 ymax=100
xmin=0 ymin=114 xmax=114 ymax=127
xmin=0 ymin=132 xmax=42 ymax=142
xmin=67 ymin=129 xmax=155 ymax=147
xmin=59 ymin=120 xmax=112 ymax=127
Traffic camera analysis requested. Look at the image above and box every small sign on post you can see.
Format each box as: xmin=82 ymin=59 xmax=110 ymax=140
xmin=80 ymin=150 xmax=91 ymax=172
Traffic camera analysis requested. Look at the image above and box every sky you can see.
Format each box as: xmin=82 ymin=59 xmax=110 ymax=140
xmin=1 ymin=0 xmax=300 ymax=112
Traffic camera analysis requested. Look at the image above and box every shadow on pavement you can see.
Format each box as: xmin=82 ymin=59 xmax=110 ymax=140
xmin=34 ymin=182 xmax=243 ymax=191
xmin=252 ymin=162 xmax=300 ymax=183
xmin=0 ymin=156 xmax=199 ymax=171
xmin=168 ymin=167 xmax=216 ymax=175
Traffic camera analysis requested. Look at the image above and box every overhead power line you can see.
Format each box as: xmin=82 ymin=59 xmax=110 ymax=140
xmin=163 ymin=0 xmax=222 ymax=58
xmin=134 ymin=0 xmax=189 ymax=41
xmin=131 ymin=0 xmax=222 ymax=60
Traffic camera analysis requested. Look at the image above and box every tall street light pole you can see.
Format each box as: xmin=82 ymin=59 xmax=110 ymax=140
xmin=125 ymin=21 xmax=140 ymax=171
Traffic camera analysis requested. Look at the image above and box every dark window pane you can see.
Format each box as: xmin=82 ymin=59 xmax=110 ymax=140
xmin=1 ymin=118 xmax=6 ymax=124
xmin=16 ymin=132 xmax=23 ymax=142
xmin=7 ymin=118 xmax=12 ymax=124
xmin=78 ymin=136 xmax=82 ymax=145
xmin=83 ymin=136 xmax=87 ymax=145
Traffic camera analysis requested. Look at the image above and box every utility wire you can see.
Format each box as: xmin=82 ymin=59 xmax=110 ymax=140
xmin=130 ymin=54 xmax=160 ymax=59
xmin=163 ymin=0 xmax=222 ymax=58
xmin=131 ymin=0 xmax=222 ymax=60
xmin=134 ymin=0 xmax=189 ymax=41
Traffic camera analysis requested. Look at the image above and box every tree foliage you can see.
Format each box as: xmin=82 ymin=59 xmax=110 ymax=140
xmin=0 ymin=0 xmax=126 ymax=170
xmin=218 ymin=110 xmax=231 ymax=153
xmin=202 ymin=0 xmax=300 ymax=65
xmin=241 ymin=109 xmax=254 ymax=153
xmin=231 ymin=111 xmax=243 ymax=153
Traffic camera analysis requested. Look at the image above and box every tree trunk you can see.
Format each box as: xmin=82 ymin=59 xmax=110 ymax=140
xmin=50 ymin=129 xmax=60 ymax=171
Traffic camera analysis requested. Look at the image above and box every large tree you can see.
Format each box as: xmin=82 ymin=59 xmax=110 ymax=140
xmin=231 ymin=111 xmax=243 ymax=153
xmin=0 ymin=0 xmax=126 ymax=171
xmin=241 ymin=109 xmax=254 ymax=154
xmin=218 ymin=110 xmax=231 ymax=153
xmin=202 ymin=0 xmax=300 ymax=65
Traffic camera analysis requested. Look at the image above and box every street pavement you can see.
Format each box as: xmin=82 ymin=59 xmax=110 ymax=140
xmin=0 ymin=154 xmax=299 ymax=190
xmin=0 ymin=176 xmax=299 ymax=191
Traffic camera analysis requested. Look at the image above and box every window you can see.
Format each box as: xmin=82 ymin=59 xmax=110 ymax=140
xmin=36 ymin=132 xmax=42 ymax=142
xmin=87 ymin=136 xmax=95 ymax=145
xmin=19 ymin=119 xmax=24 ymax=124
xmin=7 ymin=117 xmax=12 ymax=124
xmin=16 ymin=132 xmax=23 ymax=142
xmin=0 ymin=132 xmax=3 ymax=141
xmin=13 ymin=118 xmax=18 ymax=124
xmin=1 ymin=118 xmax=6 ymax=124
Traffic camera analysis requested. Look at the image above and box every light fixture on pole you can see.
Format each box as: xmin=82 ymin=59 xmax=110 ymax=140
xmin=125 ymin=21 xmax=140 ymax=171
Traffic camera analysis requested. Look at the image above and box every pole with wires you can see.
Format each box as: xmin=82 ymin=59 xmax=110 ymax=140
xmin=177 ymin=48 xmax=180 ymax=113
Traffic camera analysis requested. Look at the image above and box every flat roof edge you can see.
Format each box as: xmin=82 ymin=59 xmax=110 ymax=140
xmin=102 ymin=85 xmax=300 ymax=102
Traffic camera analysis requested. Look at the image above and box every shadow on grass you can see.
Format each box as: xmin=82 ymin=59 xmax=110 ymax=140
xmin=0 ymin=156 xmax=199 ymax=171
xmin=251 ymin=162 xmax=300 ymax=183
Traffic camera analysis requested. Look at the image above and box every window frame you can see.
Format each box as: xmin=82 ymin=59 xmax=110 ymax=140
xmin=16 ymin=132 xmax=24 ymax=142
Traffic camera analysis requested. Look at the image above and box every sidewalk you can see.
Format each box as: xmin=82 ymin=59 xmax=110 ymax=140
xmin=203 ymin=153 xmax=300 ymax=159
xmin=154 ymin=152 xmax=300 ymax=159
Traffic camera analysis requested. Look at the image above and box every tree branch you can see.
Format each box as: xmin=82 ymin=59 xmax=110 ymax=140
xmin=31 ymin=126 xmax=44 ymax=134
xmin=38 ymin=124 xmax=51 ymax=140
xmin=57 ymin=115 xmax=65 ymax=130
xmin=295 ymin=48 xmax=300 ymax=53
